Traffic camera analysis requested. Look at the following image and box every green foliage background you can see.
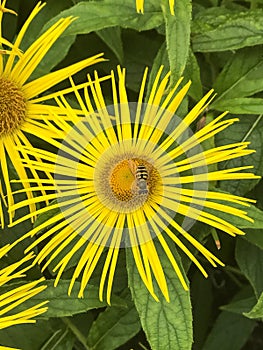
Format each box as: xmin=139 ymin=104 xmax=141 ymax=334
xmin=1 ymin=0 xmax=263 ymax=349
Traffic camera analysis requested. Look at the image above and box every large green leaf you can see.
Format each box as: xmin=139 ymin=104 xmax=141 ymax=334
xmin=244 ymin=291 xmax=263 ymax=319
xmin=212 ymin=98 xmax=263 ymax=114
xmin=243 ymin=229 xmax=263 ymax=250
xmin=145 ymin=42 xmax=170 ymax=101
xmin=96 ymin=27 xmax=124 ymax=63
xmin=192 ymin=8 xmax=263 ymax=52
xmin=162 ymin=0 xmax=192 ymax=85
xmin=86 ymin=288 xmax=140 ymax=350
xmin=0 ymin=320 xmax=57 ymax=350
xmin=123 ymin=29 xmax=163 ymax=92
xmin=220 ymin=285 xmax=257 ymax=316
xmin=0 ymin=318 xmax=78 ymax=350
xmin=202 ymin=310 xmax=255 ymax=350
xmin=200 ymin=286 xmax=256 ymax=349
xmin=191 ymin=273 xmax=213 ymax=350
xmin=146 ymin=43 xmax=202 ymax=102
xmin=205 ymin=201 xmax=263 ymax=230
xmin=126 ymin=240 xmax=192 ymax=350
xmin=236 ymin=238 xmax=263 ymax=298
xmin=184 ymin=49 xmax=203 ymax=101
xmin=212 ymin=47 xmax=263 ymax=101
xmin=221 ymin=297 xmax=257 ymax=315
xmin=43 ymin=0 xmax=163 ymax=36
xmin=0 ymin=280 xmax=124 ymax=319
xmin=215 ymin=115 xmax=263 ymax=196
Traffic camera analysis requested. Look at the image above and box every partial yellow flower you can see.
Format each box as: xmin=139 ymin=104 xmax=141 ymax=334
xmin=10 ymin=66 xmax=259 ymax=304
xmin=0 ymin=243 xmax=48 ymax=349
xmin=136 ymin=0 xmax=175 ymax=15
xmin=0 ymin=0 xmax=105 ymax=226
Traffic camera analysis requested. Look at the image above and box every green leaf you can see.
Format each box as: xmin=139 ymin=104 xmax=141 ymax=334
xmin=219 ymin=286 xmax=257 ymax=320
xmin=215 ymin=115 xmax=263 ymax=196
xmin=184 ymin=49 xmax=203 ymax=101
xmin=146 ymin=43 xmax=202 ymax=102
xmin=237 ymin=205 xmax=263 ymax=229
xmin=41 ymin=281 xmax=107 ymax=317
xmin=40 ymin=318 xmax=76 ymax=350
xmin=206 ymin=201 xmax=263 ymax=230
xmin=123 ymin=29 xmax=163 ymax=92
xmin=212 ymin=47 xmax=263 ymax=101
xmin=43 ymin=0 xmax=163 ymax=36
xmin=145 ymin=42 xmax=169 ymax=101
xmin=212 ymin=98 xmax=263 ymax=114
xmin=244 ymin=291 xmax=263 ymax=319
xmin=221 ymin=297 xmax=257 ymax=315
xmin=0 ymin=318 xmax=77 ymax=350
xmin=162 ymin=0 xmax=192 ymax=84
xmin=33 ymin=200 xmax=60 ymax=230
xmin=69 ymin=312 xmax=94 ymax=339
xmin=191 ymin=272 xmax=213 ymax=350
xmin=96 ymin=27 xmax=124 ymax=63
xmin=236 ymin=238 xmax=263 ymax=298
xmin=196 ymin=286 xmax=256 ymax=348
xmin=243 ymin=229 xmax=263 ymax=250
xmin=202 ymin=311 xmax=256 ymax=350
xmin=30 ymin=36 xmax=76 ymax=81
xmin=0 ymin=320 xmax=56 ymax=350
xmin=20 ymin=0 xmax=73 ymax=49
xmin=3 ymin=280 xmax=124 ymax=318
xmin=192 ymin=8 xmax=263 ymax=52
xmin=87 ymin=288 xmax=140 ymax=350
xmin=126 ymin=240 xmax=192 ymax=350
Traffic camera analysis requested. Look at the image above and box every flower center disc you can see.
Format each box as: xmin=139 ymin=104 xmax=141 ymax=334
xmin=109 ymin=159 xmax=135 ymax=201
xmin=108 ymin=157 xmax=161 ymax=209
xmin=0 ymin=77 xmax=27 ymax=137
xmin=94 ymin=154 xmax=162 ymax=213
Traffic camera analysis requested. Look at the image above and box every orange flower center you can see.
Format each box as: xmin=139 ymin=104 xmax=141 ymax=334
xmin=0 ymin=77 xmax=27 ymax=137
xmin=94 ymin=152 xmax=162 ymax=213
xmin=109 ymin=159 xmax=134 ymax=201
xmin=109 ymin=158 xmax=160 ymax=202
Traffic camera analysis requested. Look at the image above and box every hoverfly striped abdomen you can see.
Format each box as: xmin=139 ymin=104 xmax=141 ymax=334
xmin=128 ymin=160 xmax=150 ymax=195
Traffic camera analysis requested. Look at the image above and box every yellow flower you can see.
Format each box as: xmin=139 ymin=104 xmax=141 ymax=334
xmin=0 ymin=1 xmax=105 ymax=226
xmin=136 ymin=0 xmax=175 ymax=15
xmin=10 ymin=66 xmax=259 ymax=304
xmin=0 ymin=243 xmax=48 ymax=349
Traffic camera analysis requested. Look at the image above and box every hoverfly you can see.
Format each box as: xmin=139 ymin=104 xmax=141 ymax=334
xmin=128 ymin=159 xmax=151 ymax=195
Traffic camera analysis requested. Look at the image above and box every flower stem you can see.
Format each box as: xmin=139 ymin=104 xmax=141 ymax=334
xmin=62 ymin=317 xmax=90 ymax=350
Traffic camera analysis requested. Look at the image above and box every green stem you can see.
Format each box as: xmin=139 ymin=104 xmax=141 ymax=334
xmin=139 ymin=342 xmax=150 ymax=350
xmin=241 ymin=114 xmax=263 ymax=143
xmin=62 ymin=317 xmax=90 ymax=350
xmin=222 ymin=114 xmax=262 ymax=169
xmin=40 ymin=329 xmax=69 ymax=350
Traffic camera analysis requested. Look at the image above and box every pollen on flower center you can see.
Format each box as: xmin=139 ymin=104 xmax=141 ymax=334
xmin=0 ymin=77 xmax=27 ymax=137
xmin=109 ymin=158 xmax=159 ymax=202
xmin=109 ymin=159 xmax=135 ymax=201
xmin=94 ymin=153 xmax=161 ymax=212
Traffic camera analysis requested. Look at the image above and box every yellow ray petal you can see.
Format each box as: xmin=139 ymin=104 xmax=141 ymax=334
xmin=23 ymin=53 xmax=105 ymax=99
xmin=4 ymin=2 xmax=45 ymax=75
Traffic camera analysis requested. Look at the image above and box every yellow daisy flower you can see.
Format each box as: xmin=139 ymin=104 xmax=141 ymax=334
xmin=136 ymin=0 xmax=175 ymax=15
xmin=0 ymin=1 xmax=105 ymax=226
xmin=0 ymin=243 xmax=48 ymax=349
xmin=10 ymin=66 xmax=259 ymax=304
